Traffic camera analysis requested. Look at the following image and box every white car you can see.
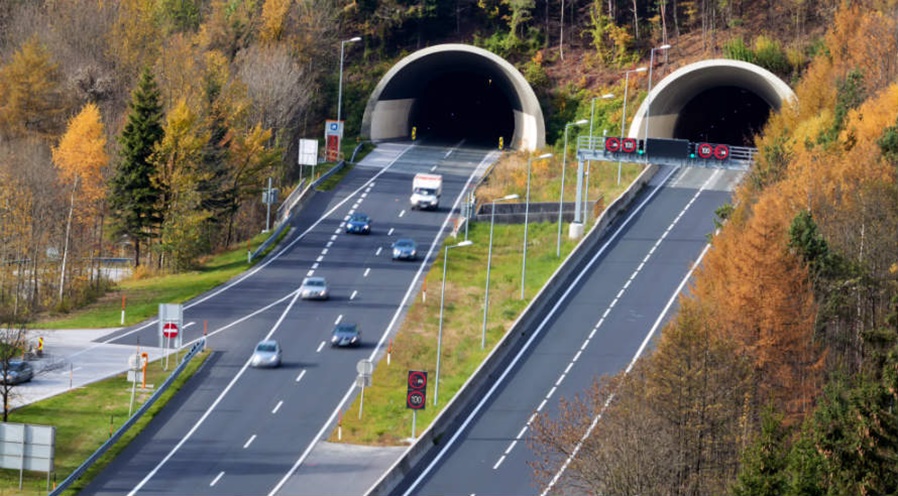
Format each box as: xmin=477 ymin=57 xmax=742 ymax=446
xmin=250 ymin=340 xmax=282 ymax=368
xmin=299 ymin=276 xmax=329 ymax=300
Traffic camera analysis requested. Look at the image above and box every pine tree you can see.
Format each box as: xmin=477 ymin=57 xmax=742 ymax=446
xmin=109 ymin=68 xmax=165 ymax=267
xmin=732 ymin=407 xmax=790 ymax=496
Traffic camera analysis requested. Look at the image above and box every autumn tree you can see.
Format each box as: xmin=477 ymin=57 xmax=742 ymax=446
xmin=51 ymin=103 xmax=109 ymax=304
xmin=0 ymin=37 xmax=68 ymax=139
xmin=151 ymin=99 xmax=211 ymax=270
xmin=109 ymin=68 xmax=165 ymax=267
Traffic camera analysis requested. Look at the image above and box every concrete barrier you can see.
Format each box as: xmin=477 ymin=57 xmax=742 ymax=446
xmin=365 ymin=163 xmax=660 ymax=495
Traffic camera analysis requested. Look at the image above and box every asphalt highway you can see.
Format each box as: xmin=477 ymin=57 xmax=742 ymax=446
xmin=80 ymin=142 xmax=497 ymax=496
xmin=396 ymin=166 xmax=743 ymax=495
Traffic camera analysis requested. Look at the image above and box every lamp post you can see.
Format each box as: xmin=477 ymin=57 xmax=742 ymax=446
xmin=338 ymin=36 xmax=362 ymax=123
xmin=435 ymin=239 xmax=473 ymax=406
xmin=580 ymin=95 xmax=613 ymax=227
xmin=522 ymin=152 xmax=553 ymax=300
xmin=618 ymin=67 xmax=647 ymax=184
xmin=557 ymin=119 xmax=588 ymax=257
xmin=643 ymin=44 xmax=670 ymax=163
xmin=482 ymin=194 xmax=518 ymax=349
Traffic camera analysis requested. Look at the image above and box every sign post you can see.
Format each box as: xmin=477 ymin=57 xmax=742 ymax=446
xmin=158 ymin=304 xmax=183 ymax=370
xmin=356 ymin=360 xmax=373 ymax=420
xmin=407 ymin=370 xmax=427 ymax=439
xmin=325 ymin=120 xmax=343 ymax=162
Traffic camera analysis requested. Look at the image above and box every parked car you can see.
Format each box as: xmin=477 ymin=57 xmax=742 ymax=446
xmin=0 ymin=360 xmax=34 ymax=385
xmin=391 ymin=238 xmax=418 ymax=261
xmin=299 ymin=276 xmax=329 ymax=300
xmin=345 ymin=213 xmax=371 ymax=234
xmin=250 ymin=340 xmax=282 ymax=368
xmin=331 ymin=322 xmax=361 ymax=348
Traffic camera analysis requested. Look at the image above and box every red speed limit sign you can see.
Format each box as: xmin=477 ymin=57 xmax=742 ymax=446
xmin=407 ymin=370 xmax=427 ymax=410
xmin=697 ymin=143 xmax=714 ymax=159
xmin=621 ymin=138 xmax=638 ymax=153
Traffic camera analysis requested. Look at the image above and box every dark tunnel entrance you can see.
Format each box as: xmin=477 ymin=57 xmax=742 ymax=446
xmin=410 ymin=72 xmax=516 ymax=147
xmin=673 ymin=86 xmax=771 ymax=147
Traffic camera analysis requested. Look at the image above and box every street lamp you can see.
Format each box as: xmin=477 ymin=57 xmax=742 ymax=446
xmin=482 ymin=194 xmax=518 ymax=349
xmin=338 ymin=36 xmax=362 ymax=123
xmin=522 ymin=152 xmax=553 ymax=300
xmin=557 ymin=119 xmax=588 ymax=257
xmin=619 ymin=67 xmax=647 ymax=184
xmin=643 ymin=44 xmax=671 ymax=163
xmin=435 ymin=239 xmax=473 ymax=406
xmin=580 ymin=95 xmax=614 ymax=227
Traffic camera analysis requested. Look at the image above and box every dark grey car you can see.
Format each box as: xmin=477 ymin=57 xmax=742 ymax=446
xmin=391 ymin=238 xmax=418 ymax=260
xmin=1 ymin=360 xmax=34 ymax=385
xmin=330 ymin=322 xmax=361 ymax=347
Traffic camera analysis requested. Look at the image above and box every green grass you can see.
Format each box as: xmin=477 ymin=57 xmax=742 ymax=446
xmin=37 ymin=231 xmax=276 ymax=329
xmin=0 ymin=351 xmax=210 ymax=496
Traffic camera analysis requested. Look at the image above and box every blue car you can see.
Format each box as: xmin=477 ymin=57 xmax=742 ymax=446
xmin=345 ymin=213 xmax=371 ymax=234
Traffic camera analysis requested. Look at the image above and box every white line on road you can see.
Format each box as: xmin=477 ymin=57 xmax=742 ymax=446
xmin=272 ymin=400 xmax=283 ymax=414
xmin=399 ymin=210 xmax=406 ymax=217
xmin=184 ymin=321 xmax=195 ymax=328
xmin=243 ymin=435 xmax=256 ymax=449
xmin=295 ymin=370 xmax=306 ymax=382
xmin=316 ymin=341 xmax=325 ymax=353
xmin=350 ymin=290 xmax=357 ymax=300
xmin=376 ymin=247 xmax=382 ymax=256
xmin=492 ymin=456 xmax=505 ymax=470
xmin=316 ymin=256 xmax=323 ymax=263
xmin=388 ymin=227 xmax=394 ymax=236
xmin=210 ymin=471 xmax=224 ymax=487
xmin=335 ymin=315 xmax=343 ymax=325
xmin=364 ymin=268 xmax=370 ymax=277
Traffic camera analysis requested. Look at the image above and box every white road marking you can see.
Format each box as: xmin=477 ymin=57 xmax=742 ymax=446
xmin=493 ymin=456 xmax=505 ymax=470
xmin=335 ymin=315 xmax=343 ymax=325
xmin=399 ymin=210 xmax=406 ymax=217
xmin=272 ymin=400 xmax=283 ymax=414
xmin=376 ymin=247 xmax=382 ymax=256
xmin=243 ymin=435 xmax=256 ymax=449
xmin=295 ymin=370 xmax=306 ymax=382
xmin=210 ymin=472 xmax=224 ymax=487
xmin=316 ymin=256 xmax=323 ymax=263
xmin=388 ymin=228 xmax=394 ymax=236
xmin=316 ymin=341 xmax=325 ymax=353
xmin=364 ymin=268 xmax=371 ymax=277
xmin=350 ymin=290 xmax=357 ymax=300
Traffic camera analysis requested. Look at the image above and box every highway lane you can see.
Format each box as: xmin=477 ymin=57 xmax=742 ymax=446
xmin=81 ymin=142 xmax=497 ymax=496
xmin=398 ymin=166 xmax=743 ymax=495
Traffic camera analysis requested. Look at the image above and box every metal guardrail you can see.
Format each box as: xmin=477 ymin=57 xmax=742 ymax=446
xmin=49 ymin=339 xmax=206 ymax=496
xmin=576 ymin=135 xmax=756 ymax=170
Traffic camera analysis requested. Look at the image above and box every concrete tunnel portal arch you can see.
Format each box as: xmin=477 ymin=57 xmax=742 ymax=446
xmin=361 ymin=44 xmax=546 ymax=151
xmin=362 ymin=48 xmax=797 ymax=153
xmin=629 ymin=59 xmax=796 ymax=146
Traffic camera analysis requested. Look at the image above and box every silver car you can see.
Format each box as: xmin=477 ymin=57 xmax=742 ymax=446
xmin=299 ymin=276 xmax=329 ymax=300
xmin=250 ymin=340 xmax=282 ymax=368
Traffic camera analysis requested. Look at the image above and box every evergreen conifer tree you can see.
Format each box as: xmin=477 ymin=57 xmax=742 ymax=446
xmin=109 ymin=68 xmax=165 ymax=266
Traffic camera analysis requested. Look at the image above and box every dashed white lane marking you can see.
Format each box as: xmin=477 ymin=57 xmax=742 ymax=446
xmin=316 ymin=256 xmax=324 ymax=263
xmin=321 ymin=248 xmax=328 ymax=255
xmin=327 ymin=241 xmax=333 ymax=248
xmin=399 ymin=210 xmax=406 ymax=218
xmin=430 ymin=165 xmax=438 ymax=172
xmin=495 ymin=169 xmax=724 ymax=473
xmin=243 ymin=435 xmax=256 ymax=449
xmin=335 ymin=315 xmax=343 ymax=325
xmin=376 ymin=247 xmax=382 ymax=256
xmin=210 ymin=472 xmax=224 ymax=487
xmin=316 ymin=341 xmax=325 ymax=353
xmin=330 ymin=235 xmax=337 ymax=242
xmin=272 ymin=400 xmax=283 ymax=414
xmin=295 ymin=370 xmax=306 ymax=382
xmin=350 ymin=290 xmax=358 ymax=300
xmin=306 ymin=270 xmax=314 ymax=277
xmin=388 ymin=228 xmax=394 ymax=236
xmin=364 ymin=268 xmax=371 ymax=277
xmin=311 ymin=263 xmax=319 ymax=270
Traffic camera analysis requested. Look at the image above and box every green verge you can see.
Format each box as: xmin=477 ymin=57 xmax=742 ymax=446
xmin=0 ymin=351 xmax=210 ymax=496
xmin=37 ymin=230 xmax=280 ymax=329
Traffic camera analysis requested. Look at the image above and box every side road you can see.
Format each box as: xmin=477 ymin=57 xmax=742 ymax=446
xmin=14 ymin=328 xmax=166 ymax=409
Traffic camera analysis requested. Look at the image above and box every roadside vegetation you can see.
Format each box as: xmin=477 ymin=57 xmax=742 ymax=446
xmin=0 ymin=351 xmax=209 ymax=496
